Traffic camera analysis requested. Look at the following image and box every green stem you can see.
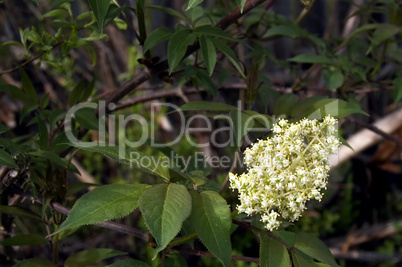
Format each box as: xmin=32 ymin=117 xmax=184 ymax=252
xmin=168 ymin=233 xmax=198 ymax=247
xmin=295 ymin=0 xmax=316 ymax=25
xmin=231 ymin=210 xmax=239 ymax=218
xmin=370 ymin=41 xmax=389 ymax=78
xmin=52 ymin=225 xmax=59 ymax=265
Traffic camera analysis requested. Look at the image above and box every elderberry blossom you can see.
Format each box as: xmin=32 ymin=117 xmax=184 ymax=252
xmin=229 ymin=115 xmax=340 ymax=231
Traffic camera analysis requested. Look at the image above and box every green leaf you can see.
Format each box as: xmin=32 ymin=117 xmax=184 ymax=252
xmin=236 ymin=0 xmax=247 ymax=12
xmin=19 ymin=68 xmax=38 ymax=103
xmin=290 ymin=96 xmax=328 ymax=118
xmin=289 ymin=54 xmax=337 ymax=66
xmin=1 ymin=41 xmax=23 ymax=47
xmin=66 ymin=182 xmax=97 ymax=197
xmin=103 ymin=4 xmax=123 ymax=30
xmin=65 ymin=248 xmax=126 ymax=267
xmin=167 ymin=29 xmax=196 ymax=74
xmin=292 ymin=249 xmax=331 ymax=267
xmin=324 ymin=69 xmax=344 ymax=90
xmin=107 ymin=259 xmax=151 ymax=267
xmin=29 ymin=151 xmax=67 ymax=168
xmin=189 ymin=190 xmax=232 ymax=267
xmin=243 ymin=110 xmax=273 ymax=129
xmin=148 ymin=5 xmax=192 ymax=26
xmin=259 ymin=232 xmax=290 ymax=267
xmin=51 ymin=131 xmax=74 ymax=153
xmin=49 ymin=0 xmax=74 ymax=9
xmin=263 ymin=25 xmax=302 ymax=39
xmin=367 ymin=24 xmax=400 ymax=54
xmin=193 ymin=26 xmax=249 ymax=47
xmin=20 ymin=103 xmax=39 ymax=124
xmin=37 ymin=116 xmax=48 ymax=150
xmin=291 ymin=98 xmax=368 ymax=120
xmin=139 ymin=184 xmax=192 ymax=257
xmin=68 ymin=144 xmax=171 ymax=181
xmin=192 ymin=68 xmax=217 ymax=96
xmin=68 ymin=80 xmax=85 ymax=107
xmin=186 ymin=0 xmax=203 ymax=11
xmin=49 ymin=109 xmax=67 ymax=130
xmin=39 ymin=93 xmax=49 ymax=109
xmin=230 ymin=110 xmax=254 ymax=147
xmin=14 ymin=258 xmax=57 ymax=267
xmin=0 ymin=123 xmax=8 ymax=134
xmin=273 ymin=230 xmax=295 ymax=247
xmin=0 ymin=205 xmax=42 ymax=221
xmin=143 ymin=28 xmax=173 ymax=53
xmin=41 ymin=9 xmax=69 ymax=19
xmin=294 ymin=232 xmax=339 ymax=267
xmin=74 ymin=107 xmax=99 ymax=130
xmin=178 ymin=101 xmax=238 ymax=112
xmin=0 ymin=84 xmax=28 ymax=101
xmin=51 ymin=184 xmax=150 ymax=235
xmin=0 ymin=149 xmax=18 ymax=168
xmin=393 ymin=76 xmax=402 ymax=103
xmin=0 ymin=234 xmax=46 ymax=246
xmin=88 ymin=0 xmax=111 ymax=33
xmin=211 ymin=38 xmax=246 ymax=78
xmin=273 ymin=94 xmax=298 ymax=116
xmin=200 ymin=36 xmax=216 ymax=76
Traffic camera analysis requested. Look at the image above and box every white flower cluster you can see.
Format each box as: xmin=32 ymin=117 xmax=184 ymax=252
xmin=229 ymin=115 xmax=340 ymax=231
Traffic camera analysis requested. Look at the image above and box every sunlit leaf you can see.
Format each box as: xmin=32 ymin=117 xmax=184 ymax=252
xmin=186 ymin=0 xmax=204 ymax=11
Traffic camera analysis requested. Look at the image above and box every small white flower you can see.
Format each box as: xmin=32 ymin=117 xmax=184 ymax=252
xmin=229 ymin=115 xmax=340 ymax=231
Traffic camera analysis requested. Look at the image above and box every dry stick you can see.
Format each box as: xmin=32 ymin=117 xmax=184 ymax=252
xmin=334 ymin=108 xmax=402 ymax=167
xmin=350 ymin=117 xmax=402 ymax=145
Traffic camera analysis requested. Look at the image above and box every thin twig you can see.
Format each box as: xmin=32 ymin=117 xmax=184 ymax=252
xmin=0 ymin=36 xmax=68 ymax=76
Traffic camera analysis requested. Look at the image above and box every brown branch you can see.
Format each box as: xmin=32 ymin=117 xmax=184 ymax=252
xmin=0 ymin=51 xmax=45 ymax=76
xmin=104 ymin=71 xmax=151 ymax=106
